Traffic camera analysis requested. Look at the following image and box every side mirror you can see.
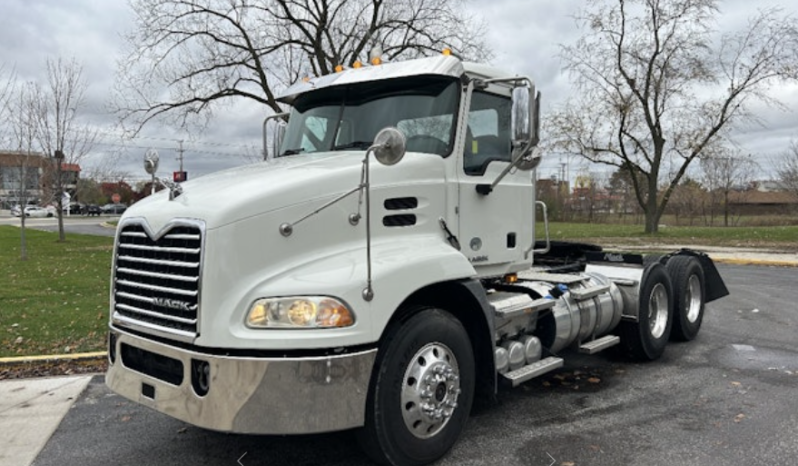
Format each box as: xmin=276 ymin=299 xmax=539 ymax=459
xmin=510 ymin=86 xmax=541 ymax=171
xmin=272 ymin=123 xmax=286 ymax=159
xmin=372 ymin=127 xmax=406 ymax=166
xmin=511 ymin=86 xmax=531 ymax=144
xmin=262 ymin=112 xmax=289 ymax=160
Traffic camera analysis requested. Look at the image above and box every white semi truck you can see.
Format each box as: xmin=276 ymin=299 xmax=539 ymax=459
xmin=106 ymin=52 xmax=728 ymax=466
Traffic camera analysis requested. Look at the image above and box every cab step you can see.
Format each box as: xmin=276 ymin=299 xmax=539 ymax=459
xmin=501 ymin=356 xmax=564 ymax=387
xmin=569 ymin=283 xmax=610 ymax=301
xmin=578 ymin=335 xmax=620 ymax=354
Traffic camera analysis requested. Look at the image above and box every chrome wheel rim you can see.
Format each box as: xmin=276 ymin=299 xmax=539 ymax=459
xmin=686 ymin=274 xmax=702 ymax=323
xmin=400 ymin=342 xmax=461 ymax=439
xmin=648 ymin=283 xmax=669 ymax=339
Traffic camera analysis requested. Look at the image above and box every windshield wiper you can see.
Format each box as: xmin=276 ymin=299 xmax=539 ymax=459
xmin=280 ymin=148 xmax=305 ymax=156
xmin=333 ymin=141 xmax=373 ymax=151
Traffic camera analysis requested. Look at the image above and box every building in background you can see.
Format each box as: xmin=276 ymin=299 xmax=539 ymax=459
xmin=0 ymin=151 xmax=81 ymax=209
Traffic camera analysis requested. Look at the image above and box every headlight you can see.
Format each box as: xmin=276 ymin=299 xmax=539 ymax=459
xmin=246 ymin=296 xmax=355 ymax=329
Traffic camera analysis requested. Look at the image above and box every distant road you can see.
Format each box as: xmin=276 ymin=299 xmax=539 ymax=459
xmin=0 ymin=214 xmax=117 ymax=237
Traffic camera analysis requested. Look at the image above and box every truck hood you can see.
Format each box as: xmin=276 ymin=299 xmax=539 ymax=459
xmin=123 ymin=151 xmax=405 ymax=232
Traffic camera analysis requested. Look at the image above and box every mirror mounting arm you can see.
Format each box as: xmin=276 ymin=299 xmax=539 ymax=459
xmin=475 ymin=146 xmax=540 ymax=195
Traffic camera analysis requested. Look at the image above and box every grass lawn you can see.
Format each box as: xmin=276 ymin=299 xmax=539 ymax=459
xmin=0 ymin=226 xmax=114 ymax=358
xmin=547 ymin=222 xmax=798 ymax=250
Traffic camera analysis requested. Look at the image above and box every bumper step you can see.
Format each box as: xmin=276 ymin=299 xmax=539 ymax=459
xmin=501 ymin=356 xmax=564 ymax=387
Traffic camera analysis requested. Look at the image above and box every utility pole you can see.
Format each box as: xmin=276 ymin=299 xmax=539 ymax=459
xmin=177 ymin=140 xmax=184 ymax=174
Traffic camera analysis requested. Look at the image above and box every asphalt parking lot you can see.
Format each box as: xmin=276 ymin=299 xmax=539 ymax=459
xmin=25 ymin=264 xmax=798 ymax=466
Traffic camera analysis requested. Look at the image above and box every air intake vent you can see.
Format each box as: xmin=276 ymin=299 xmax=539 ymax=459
xmin=384 ymin=197 xmax=418 ymax=210
xmin=383 ymin=214 xmax=417 ymax=227
xmin=113 ymin=222 xmax=203 ymax=340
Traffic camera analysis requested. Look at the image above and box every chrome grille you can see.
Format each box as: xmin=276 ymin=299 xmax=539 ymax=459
xmin=113 ymin=223 xmax=202 ymax=339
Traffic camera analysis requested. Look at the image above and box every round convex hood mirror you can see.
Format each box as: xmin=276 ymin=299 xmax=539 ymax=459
xmin=372 ymin=127 xmax=406 ymax=166
xmin=144 ymin=149 xmax=160 ymax=175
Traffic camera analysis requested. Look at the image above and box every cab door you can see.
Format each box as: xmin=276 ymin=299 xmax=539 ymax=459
xmin=457 ymin=89 xmax=535 ymax=277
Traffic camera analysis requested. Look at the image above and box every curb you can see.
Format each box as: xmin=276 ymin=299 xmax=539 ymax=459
xmin=710 ymin=257 xmax=798 ymax=267
xmin=0 ymin=351 xmax=107 ymax=367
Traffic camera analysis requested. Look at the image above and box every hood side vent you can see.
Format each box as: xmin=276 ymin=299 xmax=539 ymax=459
xmin=383 ymin=214 xmax=417 ymax=227
xmin=384 ymin=197 xmax=418 ymax=210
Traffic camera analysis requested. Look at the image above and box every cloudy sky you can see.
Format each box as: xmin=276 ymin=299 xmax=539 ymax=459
xmin=1 ymin=0 xmax=797 ymax=184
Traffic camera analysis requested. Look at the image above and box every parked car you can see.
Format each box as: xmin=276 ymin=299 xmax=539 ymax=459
xmin=84 ymin=204 xmax=101 ymax=216
xmin=101 ymin=203 xmax=127 ymax=215
xmin=24 ymin=206 xmax=53 ymax=218
xmin=64 ymin=203 xmax=85 ymax=215
xmin=11 ymin=205 xmax=22 ymax=217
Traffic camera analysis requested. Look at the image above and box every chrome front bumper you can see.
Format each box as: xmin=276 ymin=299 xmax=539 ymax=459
xmin=106 ymin=329 xmax=377 ymax=434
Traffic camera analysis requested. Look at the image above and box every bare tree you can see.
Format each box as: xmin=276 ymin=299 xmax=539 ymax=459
xmin=776 ymin=140 xmax=798 ymax=201
xmin=701 ymin=152 xmax=758 ymax=226
xmin=34 ymin=57 xmax=96 ymax=242
xmin=5 ymin=82 xmax=42 ymax=260
xmin=547 ymin=0 xmax=798 ymax=233
xmin=114 ymin=0 xmax=491 ymax=132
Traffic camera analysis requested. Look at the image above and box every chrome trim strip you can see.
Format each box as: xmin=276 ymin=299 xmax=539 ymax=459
xmin=116 ymin=279 xmax=198 ymax=297
xmin=112 ymin=313 xmax=197 ymax=342
xmin=163 ymin=233 xmax=201 ymax=240
xmin=116 ymin=267 xmax=199 ymax=282
xmin=116 ymin=303 xmax=198 ymax=325
xmin=117 ymin=255 xmax=199 ymax=268
xmin=119 ymin=243 xmax=201 ymax=254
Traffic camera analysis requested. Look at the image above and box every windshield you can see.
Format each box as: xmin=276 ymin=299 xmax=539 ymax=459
xmin=279 ymin=76 xmax=460 ymax=157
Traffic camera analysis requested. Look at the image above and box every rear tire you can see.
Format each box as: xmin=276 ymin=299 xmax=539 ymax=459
xmin=667 ymin=256 xmax=705 ymax=341
xmin=357 ymin=307 xmax=474 ymax=466
xmin=618 ymin=263 xmax=673 ymax=361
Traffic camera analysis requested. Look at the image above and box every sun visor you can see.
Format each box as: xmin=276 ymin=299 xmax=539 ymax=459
xmin=277 ymin=55 xmax=464 ymax=105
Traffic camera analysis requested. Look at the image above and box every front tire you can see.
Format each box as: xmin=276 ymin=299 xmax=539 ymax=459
xmin=357 ymin=307 xmax=475 ymax=466
xmin=618 ymin=263 xmax=673 ymax=361
xmin=667 ymin=256 xmax=705 ymax=341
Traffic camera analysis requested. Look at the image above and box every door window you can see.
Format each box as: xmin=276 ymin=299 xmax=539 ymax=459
xmin=464 ymin=91 xmax=511 ymax=175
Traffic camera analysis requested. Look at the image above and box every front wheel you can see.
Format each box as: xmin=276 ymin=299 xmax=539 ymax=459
xmin=357 ymin=307 xmax=474 ymax=466
xmin=618 ymin=263 xmax=673 ymax=361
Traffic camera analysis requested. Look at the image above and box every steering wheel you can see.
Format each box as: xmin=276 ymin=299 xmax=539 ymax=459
xmin=405 ymin=135 xmax=449 ymax=155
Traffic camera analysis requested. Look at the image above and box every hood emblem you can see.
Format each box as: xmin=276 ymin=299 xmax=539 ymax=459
xmin=152 ymin=298 xmax=192 ymax=311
